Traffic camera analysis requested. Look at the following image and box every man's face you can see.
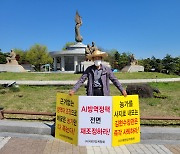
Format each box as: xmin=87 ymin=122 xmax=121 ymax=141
xmin=93 ymin=56 xmax=102 ymax=61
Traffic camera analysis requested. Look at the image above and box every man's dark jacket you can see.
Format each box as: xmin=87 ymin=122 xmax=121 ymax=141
xmin=72 ymin=64 xmax=124 ymax=96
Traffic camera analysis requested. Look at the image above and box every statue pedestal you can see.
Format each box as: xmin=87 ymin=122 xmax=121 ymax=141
xmin=121 ymin=65 xmax=144 ymax=72
xmin=0 ymin=64 xmax=27 ymax=72
xmin=7 ymin=59 xmax=19 ymax=65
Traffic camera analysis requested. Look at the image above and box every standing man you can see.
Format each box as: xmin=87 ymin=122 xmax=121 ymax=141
xmin=69 ymin=50 xmax=127 ymax=96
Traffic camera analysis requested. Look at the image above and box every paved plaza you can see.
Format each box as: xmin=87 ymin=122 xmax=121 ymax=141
xmin=0 ymin=117 xmax=179 ymax=154
xmin=0 ymin=136 xmax=180 ymax=154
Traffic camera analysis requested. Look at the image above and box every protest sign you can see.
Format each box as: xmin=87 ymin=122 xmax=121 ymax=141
xmin=112 ymin=95 xmax=140 ymax=146
xmin=78 ymin=96 xmax=112 ymax=146
xmin=55 ymin=93 xmax=78 ymax=145
xmin=55 ymin=93 xmax=140 ymax=146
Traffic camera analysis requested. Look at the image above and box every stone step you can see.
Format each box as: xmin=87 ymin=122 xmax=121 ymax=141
xmin=0 ymin=120 xmax=54 ymax=135
xmin=140 ymin=139 xmax=180 ymax=145
xmin=0 ymin=120 xmax=180 ymax=141
xmin=0 ymin=132 xmax=54 ymax=140
xmin=140 ymin=126 xmax=180 ymax=140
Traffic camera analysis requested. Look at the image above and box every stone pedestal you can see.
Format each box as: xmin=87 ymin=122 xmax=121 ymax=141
xmin=0 ymin=64 xmax=27 ymax=72
xmin=7 ymin=59 xmax=19 ymax=65
xmin=121 ymin=65 xmax=144 ymax=72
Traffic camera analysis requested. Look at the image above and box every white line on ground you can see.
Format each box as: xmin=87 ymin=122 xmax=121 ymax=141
xmin=0 ymin=137 xmax=11 ymax=150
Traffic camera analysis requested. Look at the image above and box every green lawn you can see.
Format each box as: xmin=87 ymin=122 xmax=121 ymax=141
xmin=0 ymin=82 xmax=179 ymax=120
xmin=0 ymin=72 xmax=179 ymax=81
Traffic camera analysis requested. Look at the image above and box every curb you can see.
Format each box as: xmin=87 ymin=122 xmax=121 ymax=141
xmin=0 ymin=120 xmax=180 ymax=141
xmin=0 ymin=120 xmax=54 ymax=136
xmin=141 ymin=126 xmax=180 ymax=140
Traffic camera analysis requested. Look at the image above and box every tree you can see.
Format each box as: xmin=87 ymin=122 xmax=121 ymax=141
xmin=14 ymin=48 xmax=27 ymax=64
xmin=149 ymin=56 xmax=156 ymax=70
xmin=173 ymin=56 xmax=180 ymax=75
xmin=138 ymin=59 xmax=144 ymax=66
xmin=105 ymin=50 xmax=131 ymax=70
xmin=114 ymin=51 xmax=120 ymax=69
xmin=0 ymin=52 xmax=8 ymax=64
xmin=149 ymin=56 xmax=163 ymax=72
xmin=141 ymin=58 xmax=152 ymax=72
xmin=104 ymin=49 xmax=116 ymax=68
xmin=26 ymin=44 xmax=53 ymax=71
xmin=62 ymin=42 xmax=76 ymax=50
xmin=106 ymin=50 xmax=121 ymax=70
xmin=155 ymin=58 xmax=163 ymax=72
xmin=118 ymin=52 xmax=129 ymax=70
xmin=162 ymin=54 xmax=175 ymax=74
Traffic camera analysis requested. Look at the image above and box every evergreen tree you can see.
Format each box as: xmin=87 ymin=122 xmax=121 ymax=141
xmin=118 ymin=52 xmax=129 ymax=70
xmin=0 ymin=52 xmax=7 ymax=64
xmin=162 ymin=54 xmax=175 ymax=74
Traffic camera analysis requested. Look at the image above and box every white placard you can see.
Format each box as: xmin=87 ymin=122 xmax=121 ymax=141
xmin=78 ymin=96 xmax=112 ymax=146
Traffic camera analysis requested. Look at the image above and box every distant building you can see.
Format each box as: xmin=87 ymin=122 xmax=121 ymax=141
xmin=50 ymin=11 xmax=111 ymax=73
xmin=50 ymin=43 xmax=86 ymax=72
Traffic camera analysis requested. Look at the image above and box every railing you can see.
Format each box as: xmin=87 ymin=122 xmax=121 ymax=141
xmin=1 ymin=109 xmax=180 ymax=121
xmin=0 ymin=110 xmax=55 ymax=120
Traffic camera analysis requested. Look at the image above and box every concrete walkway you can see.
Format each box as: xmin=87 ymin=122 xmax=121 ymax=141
xmin=0 ymin=136 xmax=180 ymax=154
xmin=0 ymin=120 xmax=180 ymax=154
xmin=0 ymin=78 xmax=180 ymax=85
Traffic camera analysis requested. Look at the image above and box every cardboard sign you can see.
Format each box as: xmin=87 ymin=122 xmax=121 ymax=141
xmin=112 ymin=95 xmax=140 ymax=146
xmin=78 ymin=96 xmax=112 ymax=146
xmin=55 ymin=93 xmax=78 ymax=145
xmin=55 ymin=93 xmax=140 ymax=146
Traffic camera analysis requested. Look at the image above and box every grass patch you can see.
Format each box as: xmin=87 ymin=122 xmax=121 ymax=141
xmin=0 ymin=86 xmax=20 ymax=94
xmin=0 ymin=72 xmax=179 ymax=81
xmin=0 ymin=82 xmax=179 ymax=119
xmin=140 ymin=82 xmax=180 ymax=117
xmin=147 ymin=101 xmax=158 ymax=106
xmin=9 ymin=86 xmax=20 ymax=92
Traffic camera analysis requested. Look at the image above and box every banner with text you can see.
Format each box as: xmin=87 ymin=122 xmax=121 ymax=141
xmin=55 ymin=94 xmax=140 ymax=146
xmin=78 ymin=96 xmax=112 ymax=146
xmin=112 ymin=95 xmax=140 ymax=146
xmin=55 ymin=93 xmax=78 ymax=145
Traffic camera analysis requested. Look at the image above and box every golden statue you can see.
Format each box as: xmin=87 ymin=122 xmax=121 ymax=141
xmin=75 ymin=11 xmax=83 ymax=42
xmin=85 ymin=42 xmax=98 ymax=61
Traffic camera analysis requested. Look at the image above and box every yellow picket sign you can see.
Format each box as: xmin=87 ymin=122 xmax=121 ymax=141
xmin=112 ymin=95 xmax=140 ymax=146
xmin=55 ymin=94 xmax=140 ymax=146
xmin=55 ymin=93 xmax=78 ymax=145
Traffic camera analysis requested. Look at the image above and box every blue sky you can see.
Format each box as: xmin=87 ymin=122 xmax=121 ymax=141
xmin=0 ymin=0 xmax=180 ymax=59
